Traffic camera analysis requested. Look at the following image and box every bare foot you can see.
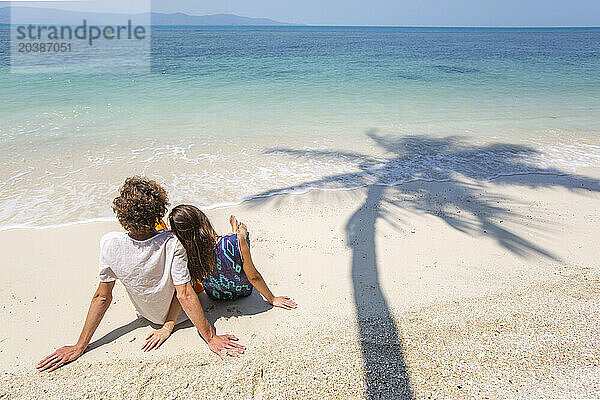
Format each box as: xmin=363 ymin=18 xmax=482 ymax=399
xmin=229 ymin=215 xmax=239 ymax=233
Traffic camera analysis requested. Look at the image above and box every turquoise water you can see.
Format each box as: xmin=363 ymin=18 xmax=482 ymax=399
xmin=1 ymin=27 xmax=599 ymax=228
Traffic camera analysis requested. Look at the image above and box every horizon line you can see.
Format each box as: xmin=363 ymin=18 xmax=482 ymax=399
xmin=1 ymin=7 xmax=599 ymax=28
xmin=1 ymin=23 xmax=598 ymax=28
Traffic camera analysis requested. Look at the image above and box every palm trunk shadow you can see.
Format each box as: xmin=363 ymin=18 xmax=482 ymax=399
xmin=347 ymin=185 xmax=413 ymax=399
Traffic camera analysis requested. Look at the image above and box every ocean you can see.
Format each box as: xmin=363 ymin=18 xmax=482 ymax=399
xmin=1 ymin=26 xmax=599 ymax=229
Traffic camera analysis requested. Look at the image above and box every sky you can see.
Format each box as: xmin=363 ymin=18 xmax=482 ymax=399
xmin=6 ymin=0 xmax=600 ymax=26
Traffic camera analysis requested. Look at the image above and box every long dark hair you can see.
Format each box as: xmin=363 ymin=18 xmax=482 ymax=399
xmin=169 ymin=204 xmax=218 ymax=282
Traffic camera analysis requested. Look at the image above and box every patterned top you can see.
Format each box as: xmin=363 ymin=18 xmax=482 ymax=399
xmin=201 ymin=234 xmax=253 ymax=300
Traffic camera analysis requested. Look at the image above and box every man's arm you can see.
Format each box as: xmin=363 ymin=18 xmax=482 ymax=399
xmin=37 ymin=281 xmax=115 ymax=372
xmin=175 ymin=282 xmax=245 ymax=359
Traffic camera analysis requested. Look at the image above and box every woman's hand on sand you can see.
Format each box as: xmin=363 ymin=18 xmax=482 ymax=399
xmin=272 ymin=296 xmax=297 ymax=310
xmin=36 ymin=345 xmax=85 ymax=372
xmin=207 ymin=334 xmax=246 ymax=360
xmin=142 ymin=327 xmax=171 ymax=351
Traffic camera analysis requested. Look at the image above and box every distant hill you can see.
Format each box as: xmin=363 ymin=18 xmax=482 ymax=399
xmin=0 ymin=7 xmax=299 ymax=26
xmin=150 ymin=12 xmax=297 ymax=26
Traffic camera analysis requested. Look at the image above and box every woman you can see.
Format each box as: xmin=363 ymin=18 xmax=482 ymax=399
xmin=142 ymin=205 xmax=297 ymax=352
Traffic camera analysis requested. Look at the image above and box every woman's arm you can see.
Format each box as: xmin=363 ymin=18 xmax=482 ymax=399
xmin=141 ymin=292 xmax=182 ymax=351
xmin=237 ymin=222 xmax=297 ymax=310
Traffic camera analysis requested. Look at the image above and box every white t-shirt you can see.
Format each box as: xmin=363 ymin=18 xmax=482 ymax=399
xmin=98 ymin=231 xmax=191 ymax=324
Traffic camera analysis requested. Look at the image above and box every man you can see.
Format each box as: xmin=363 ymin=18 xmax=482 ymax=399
xmin=37 ymin=176 xmax=245 ymax=372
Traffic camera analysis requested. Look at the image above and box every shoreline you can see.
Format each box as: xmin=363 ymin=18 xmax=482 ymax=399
xmin=0 ymin=170 xmax=584 ymax=233
xmin=4 ymin=129 xmax=600 ymax=231
xmin=1 ymin=169 xmax=599 ymax=398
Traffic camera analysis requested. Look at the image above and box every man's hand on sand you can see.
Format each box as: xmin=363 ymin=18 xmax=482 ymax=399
xmin=207 ymin=334 xmax=245 ymax=360
xmin=272 ymin=296 xmax=298 ymax=310
xmin=36 ymin=345 xmax=84 ymax=372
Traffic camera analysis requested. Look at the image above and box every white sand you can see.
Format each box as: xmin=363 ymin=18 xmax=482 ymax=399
xmin=1 ymin=169 xmax=599 ymax=399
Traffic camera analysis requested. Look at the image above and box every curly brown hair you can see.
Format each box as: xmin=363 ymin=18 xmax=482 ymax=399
xmin=112 ymin=176 xmax=169 ymax=233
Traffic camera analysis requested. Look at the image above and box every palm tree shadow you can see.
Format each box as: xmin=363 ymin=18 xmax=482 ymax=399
xmin=248 ymin=131 xmax=600 ymax=399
